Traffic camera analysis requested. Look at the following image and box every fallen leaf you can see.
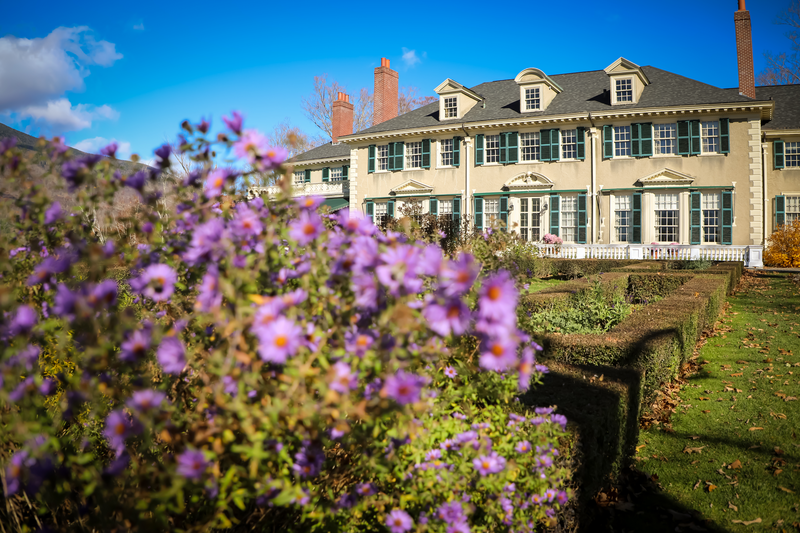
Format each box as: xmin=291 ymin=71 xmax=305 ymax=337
xmin=778 ymin=486 xmax=795 ymax=493
xmin=702 ymin=410 xmax=711 ymax=414
xmin=731 ymin=372 xmax=743 ymax=377
xmin=774 ymin=469 xmax=783 ymax=476
xmin=689 ymin=435 xmax=701 ymax=440
xmin=728 ymin=501 xmax=738 ymax=512
xmin=774 ymin=447 xmax=784 ymax=455
xmin=636 ymin=444 xmax=646 ymax=452
xmin=786 ymin=396 xmax=798 ymax=401
xmin=728 ymin=460 xmax=742 ymax=469
xmin=693 ymin=479 xmax=702 ymax=490
xmin=707 ymin=483 xmax=718 ymax=492
xmin=683 ymin=445 xmax=706 ymax=454
xmin=748 ymin=427 xmax=764 ymax=431
xmin=699 ymin=396 xmax=710 ymax=401
xmin=731 ymin=518 xmax=762 ymax=525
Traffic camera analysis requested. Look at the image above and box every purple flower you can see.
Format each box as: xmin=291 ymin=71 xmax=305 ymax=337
xmin=440 ymin=439 xmax=459 ymax=452
xmin=515 ymin=440 xmax=532 ymax=454
xmin=100 ymin=141 xmax=118 ymax=157
xmin=329 ymin=361 xmax=358 ymax=393
xmin=288 ymin=211 xmax=324 ymax=246
xmin=132 ymin=264 xmax=177 ymax=302
xmin=104 ymin=453 xmax=130 ymax=476
xmin=87 ymin=279 xmax=118 ymax=308
xmin=356 ymin=483 xmax=376 ymax=497
xmin=44 ymin=202 xmax=62 ymax=224
xmin=10 ymin=377 xmax=35 ymax=402
xmin=425 ymin=449 xmax=442 ymax=461
xmin=230 ymin=204 xmax=263 ymax=238
xmin=0 ymin=136 xmax=18 ymax=155
xmin=61 ymin=160 xmax=86 ymax=190
xmin=383 ymin=370 xmax=424 ymax=406
xmin=204 ymin=169 xmax=229 ymax=199
xmin=478 ymin=271 xmax=518 ymax=324
xmin=39 ymin=379 xmax=57 ymax=396
xmin=376 ymin=244 xmax=423 ymax=296
xmin=386 ymin=509 xmax=413 ymax=533
xmin=436 ymin=501 xmax=466 ymax=525
xmin=456 ymin=430 xmax=478 ymax=445
xmin=364 ymin=378 xmax=382 ymax=399
xmin=157 ymin=336 xmax=186 ymax=375
xmin=443 ymin=366 xmax=457 ymax=378
xmin=295 ymin=196 xmax=324 ymax=211
xmin=27 ymin=254 xmax=72 ymax=285
xmin=418 ymin=244 xmax=443 ymax=277
xmin=103 ymin=410 xmax=141 ymax=455
xmin=5 ymin=450 xmax=28 ymax=495
xmin=233 ymin=129 xmax=268 ymax=164
xmin=472 ymin=451 xmax=506 ymax=476
xmin=478 ymin=337 xmax=518 ymax=372
xmin=345 ymin=328 xmax=375 ymax=358
xmin=223 ymin=110 xmax=244 ymax=134
xmin=127 ymin=389 xmax=167 ymax=412
xmin=518 ymin=347 xmax=535 ymax=392
xmin=293 ymin=443 xmax=324 ymax=478
xmin=176 ymin=449 xmax=209 ymax=481
xmin=337 ymin=210 xmax=375 ymax=235
xmin=196 ymin=266 xmax=222 ymax=312
xmin=8 ymin=305 xmax=37 ymax=336
xmin=183 ymin=218 xmax=226 ymax=265
xmin=121 ymin=170 xmax=147 ymax=191
xmin=10 ymin=344 xmax=40 ymax=370
xmin=254 ymin=316 xmax=303 ymax=364
xmin=155 ymin=143 xmax=171 ymax=167
xmin=120 ymin=328 xmax=151 ymax=363
xmin=423 ymin=298 xmax=471 ymax=337
xmin=556 ymin=490 xmax=568 ymax=505
xmin=440 ymin=253 xmax=480 ymax=296
xmin=551 ymin=413 xmax=568 ymax=429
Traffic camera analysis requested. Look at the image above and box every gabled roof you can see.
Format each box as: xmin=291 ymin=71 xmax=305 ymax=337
xmin=756 ymin=84 xmax=800 ymax=130
xmin=292 ymin=142 xmax=351 ymax=163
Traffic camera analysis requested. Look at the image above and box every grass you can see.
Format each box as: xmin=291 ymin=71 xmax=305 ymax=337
xmin=520 ymin=277 xmax=565 ymax=295
xmin=610 ymin=272 xmax=800 ymax=532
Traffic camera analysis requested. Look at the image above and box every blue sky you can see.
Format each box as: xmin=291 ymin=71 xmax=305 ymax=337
xmin=1 ymin=0 xmax=794 ymax=162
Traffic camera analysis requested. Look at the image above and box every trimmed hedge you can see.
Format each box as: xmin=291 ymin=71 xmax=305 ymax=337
xmin=519 ymin=272 xmax=630 ymax=313
xmin=536 ymin=259 xmax=643 ymax=279
xmin=626 ymin=272 xmax=693 ymax=304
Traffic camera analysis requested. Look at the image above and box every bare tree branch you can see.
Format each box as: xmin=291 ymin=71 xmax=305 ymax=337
xmin=757 ymin=1 xmax=800 ymax=85
xmin=301 ymin=75 xmax=373 ymax=140
xmin=398 ymin=86 xmax=437 ymax=115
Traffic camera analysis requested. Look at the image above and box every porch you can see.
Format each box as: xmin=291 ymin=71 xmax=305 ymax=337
xmin=533 ymin=243 xmax=764 ymax=268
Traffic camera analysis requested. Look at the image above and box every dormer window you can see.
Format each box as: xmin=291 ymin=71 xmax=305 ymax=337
xmin=524 ymin=87 xmax=541 ymax=111
xmin=444 ymin=97 xmax=458 ymax=118
xmin=615 ymin=78 xmax=633 ymax=103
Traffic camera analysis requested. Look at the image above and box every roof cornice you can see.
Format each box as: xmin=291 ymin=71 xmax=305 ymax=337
xmin=290 ymin=155 xmax=351 ymax=167
xmin=763 ymin=128 xmax=800 ymax=138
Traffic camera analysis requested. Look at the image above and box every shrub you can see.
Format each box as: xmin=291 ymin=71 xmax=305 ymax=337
xmin=0 ymin=118 xmax=570 ymax=532
xmin=626 ymin=273 xmax=692 ymax=304
xmin=764 ymin=219 xmax=800 ymax=267
xmin=668 ymin=259 xmax=713 ymax=270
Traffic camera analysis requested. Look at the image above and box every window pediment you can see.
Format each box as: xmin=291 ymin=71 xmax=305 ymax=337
xmin=391 ymin=179 xmax=434 ymax=195
xmin=636 ymin=168 xmax=695 ymax=187
xmin=504 ymin=172 xmax=554 ymax=191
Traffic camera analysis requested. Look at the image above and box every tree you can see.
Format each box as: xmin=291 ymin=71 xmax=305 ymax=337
xmin=757 ymin=1 xmax=800 ymax=85
xmin=399 ymin=86 xmax=438 ymax=115
xmin=301 ymin=75 xmax=373 ymax=141
xmin=267 ymin=120 xmax=317 ymax=160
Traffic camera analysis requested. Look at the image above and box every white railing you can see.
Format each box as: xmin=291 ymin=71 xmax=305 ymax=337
xmin=248 ymin=181 xmax=349 ymax=199
xmin=532 ymin=244 xmax=763 ymax=267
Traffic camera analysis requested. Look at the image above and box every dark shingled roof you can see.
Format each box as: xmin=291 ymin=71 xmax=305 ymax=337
xmin=293 ymin=141 xmax=350 ymax=162
xmin=756 ymin=84 xmax=800 ymax=130
xmin=345 ymin=66 xmax=757 ymax=137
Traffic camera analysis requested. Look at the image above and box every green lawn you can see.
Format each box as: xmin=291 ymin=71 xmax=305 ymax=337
xmin=612 ymin=272 xmax=800 ymax=532
xmin=520 ymin=277 xmax=565 ymax=295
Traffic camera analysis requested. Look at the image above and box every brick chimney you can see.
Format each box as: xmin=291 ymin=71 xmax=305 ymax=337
xmin=331 ymin=91 xmax=354 ymax=143
xmin=734 ymin=0 xmax=756 ymax=99
xmin=373 ymin=57 xmax=399 ymax=126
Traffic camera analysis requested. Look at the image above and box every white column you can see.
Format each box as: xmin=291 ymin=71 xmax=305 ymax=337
xmin=348 ymin=148 xmax=359 ymax=215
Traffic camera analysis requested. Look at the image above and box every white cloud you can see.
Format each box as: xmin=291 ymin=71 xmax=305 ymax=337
xmin=133 ymin=23 xmax=145 ymax=31
xmin=401 ymin=47 xmax=421 ymax=68
xmin=19 ymin=98 xmax=119 ymax=133
xmin=73 ymin=136 xmax=131 ymax=158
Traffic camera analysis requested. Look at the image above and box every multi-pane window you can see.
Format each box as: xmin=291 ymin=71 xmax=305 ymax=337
xmin=701 ymin=121 xmax=720 ymax=153
xmin=524 ymin=87 xmax=541 ymax=111
xmin=520 ymin=132 xmax=540 ymax=161
xmin=484 ymin=198 xmax=500 ymax=226
xmin=786 ymin=142 xmax=800 ymax=167
xmin=519 ymin=198 xmax=541 ymax=241
xmin=787 ymin=196 xmax=800 ymax=223
xmin=616 ymin=78 xmax=633 ymax=102
xmin=561 ymin=129 xmax=577 ymax=159
xmin=614 ymin=195 xmax=631 ymax=242
xmin=485 ymin=135 xmax=500 ymax=163
xmin=293 ymin=171 xmax=305 ymax=184
xmin=702 ymin=193 xmax=721 ymax=243
xmin=655 ymin=193 xmax=679 ymax=242
xmin=374 ymin=202 xmax=388 ymax=225
xmin=560 ymin=196 xmax=577 ymax=242
xmin=376 ymin=145 xmax=389 ymax=171
xmin=440 ymin=139 xmax=454 ymax=166
xmin=439 ymin=200 xmax=453 ymax=215
xmin=653 ymin=124 xmax=676 ymax=155
xmin=614 ymin=126 xmax=631 ymax=157
xmin=406 ymin=141 xmax=422 ymax=169
xmin=444 ymin=97 xmax=458 ymax=118
xmin=330 ymin=167 xmax=343 ymax=182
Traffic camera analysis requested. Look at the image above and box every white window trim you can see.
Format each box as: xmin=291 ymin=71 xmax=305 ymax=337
xmin=483 ymin=134 xmax=501 ymax=166
xmin=611 ymin=77 xmax=635 ymax=105
xmin=610 ymin=193 xmax=632 ymax=244
xmin=436 ymin=139 xmax=455 ymax=169
xmin=405 ymin=141 xmax=422 ymax=170
xmin=374 ymin=144 xmax=390 ymax=173
xmin=613 ymin=125 xmax=632 ymax=159
xmin=560 ymin=129 xmax=578 ymax=161
xmin=524 ymin=87 xmax=541 ymax=112
xmin=443 ymin=96 xmax=458 ymax=119
xmin=786 ymin=141 xmax=800 ymax=168
xmin=519 ymin=131 xmax=541 ymax=163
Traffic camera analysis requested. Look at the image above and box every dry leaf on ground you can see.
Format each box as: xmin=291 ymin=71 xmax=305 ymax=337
xmin=731 ymin=518 xmax=761 ymax=525
xmin=778 ymin=486 xmax=795 ymax=493
xmin=728 ymin=460 xmax=742 ymax=469
xmin=748 ymin=427 xmax=764 ymax=431
xmin=683 ymin=445 xmax=706 ymax=454
xmin=728 ymin=501 xmax=738 ymax=512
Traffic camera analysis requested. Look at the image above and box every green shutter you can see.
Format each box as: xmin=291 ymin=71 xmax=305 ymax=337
xmin=507 ymin=132 xmax=519 ymax=164
xmin=475 ymin=134 xmax=484 ymax=166
xmin=452 ymin=137 xmax=461 ymax=167
xmin=322 ymin=167 xmax=330 ymax=182
xmin=576 ymin=127 xmax=585 ymax=160
xmin=342 ymin=165 xmax=349 ymax=181
xmin=366 ymin=201 xmax=374 ymax=223
xmin=774 ymin=140 xmax=785 ymax=169
xmin=500 ymin=195 xmax=508 ymax=231
xmin=422 ymin=139 xmax=431 ymax=169
xmin=387 ymin=143 xmax=395 ymax=171
xmin=690 ymin=191 xmax=702 ymax=245
xmin=387 ymin=200 xmax=395 ymax=218
xmin=368 ymin=145 xmax=376 ymax=173
xmin=304 ymin=169 xmax=311 ymax=183
xmin=776 ymin=195 xmax=786 ymax=227
xmin=690 ymin=120 xmax=701 ymax=155
xmin=394 ymin=142 xmax=404 ymax=170
xmin=640 ymin=123 xmax=652 ymax=157
xmin=577 ymin=193 xmax=587 ymax=244
xmin=632 ymin=192 xmax=642 ymax=244
xmin=540 ymin=129 xmax=552 ymax=162
xmin=499 ymin=132 xmax=507 ymax=164
xmin=631 ymin=123 xmax=641 ymax=157
xmin=550 ymin=129 xmax=560 ymax=161
xmin=720 ymin=118 xmax=730 ymax=154
xmin=549 ymin=194 xmax=559 ymax=236
xmin=453 ymin=196 xmax=461 ymax=227
xmin=474 ymin=197 xmax=483 ymax=230
xmin=430 ymin=197 xmax=438 ymax=216
xmin=603 ymin=125 xmax=614 ymax=159
xmin=677 ymin=121 xmax=690 ymax=155
xmin=722 ymin=191 xmax=733 ymax=245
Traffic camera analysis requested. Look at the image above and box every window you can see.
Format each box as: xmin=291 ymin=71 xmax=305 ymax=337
xmin=561 ymin=129 xmax=577 ymax=159
xmin=615 ymin=78 xmax=633 ymax=103
xmin=702 ymin=193 xmax=721 ymax=243
xmin=787 ymin=196 xmax=800 ymax=222
xmin=330 ymin=167 xmax=343 ymax=182
xmin=560 ymin=196 xmax=577 ymax=242
xmin=519 ymin=198 xmax=541 ymax=241
xmin=653 ymin=124 xmax=676 ymax=155
xmin=293 ymin=171 xmax=305 ymax=184
xmin=485 ymin=135 xmax=500 ymax=163
xmin=439 ymin=200 xmax=453 ymax=215
xmin=484 ymin=198 xmax=500 ymax=226
xmin=376 ymin=145 xmax=389 ymax=171
xmin=614 ymin=195 xmax=631 ymax=242
xmin=444 ymin=97 xmax=458 ymax=119
xmin=440 ymin=139 xmax=454 ymax=166
xmin=701 ymin=121 xmax=719 ymax=153
xmin=786 ymin=142 xmax=800 ymax=167
xmin=524 ymin=87 xmax=541 ymax=111
xmin=520 ymin=132 xmax=540 ymax=161
xmin=406 ymin=141 xmax=422 ymax=169
xmin=654 ymin=193 xmax=679 ymax=242
xmin=614 ymin=126 xmax=631 ymax=157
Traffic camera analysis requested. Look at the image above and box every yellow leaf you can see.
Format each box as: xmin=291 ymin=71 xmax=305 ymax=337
xmin=728 ymin=460 xmax=742 ymax=469
xmin=732 ymin=518 xmax=761 ymax=525
xmin=748 ymin=427 xmax=764 ymax=431
xmin=247 ymin=294 xmax=266 ymax=305
xmin=778 ymin=486 xmax=795 ymax=493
